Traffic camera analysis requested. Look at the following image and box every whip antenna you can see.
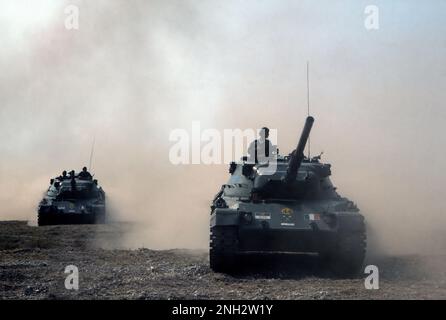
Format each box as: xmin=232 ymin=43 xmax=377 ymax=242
xmin=88 ymin=136 xmax=96 ymax=172
xmin=307 ymin=61 xmax=311 ymax=158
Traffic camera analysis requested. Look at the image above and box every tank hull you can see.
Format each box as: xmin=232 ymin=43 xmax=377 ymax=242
xmin=210 ymin=206 xmax=363 ymax=253
xmin=210 ymin=205 xmax=366 ymax=276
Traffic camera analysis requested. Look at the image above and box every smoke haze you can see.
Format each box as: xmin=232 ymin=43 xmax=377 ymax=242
xmin=1 ymin=0 xmax=445 ymax=253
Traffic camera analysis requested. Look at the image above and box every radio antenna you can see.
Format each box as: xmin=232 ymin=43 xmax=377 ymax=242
xmin=88 ymin=136 xmax=96 ymax=172
xmin=307 ymin=61 xmax=311 ymax=159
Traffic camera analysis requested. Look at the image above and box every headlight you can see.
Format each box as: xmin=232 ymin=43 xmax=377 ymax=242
xmin=240 ymin=212 xmax=253 ymax=224
xmin=322 ymin=213 xmax=337 ymax=227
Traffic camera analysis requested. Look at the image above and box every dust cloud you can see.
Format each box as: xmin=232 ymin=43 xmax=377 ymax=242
xmin=0 ymin=1 xmax=445 ymax=254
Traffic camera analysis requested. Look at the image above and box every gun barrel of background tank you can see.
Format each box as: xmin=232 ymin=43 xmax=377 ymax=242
xmin=284 ymin=116 xmax=314 ymax=183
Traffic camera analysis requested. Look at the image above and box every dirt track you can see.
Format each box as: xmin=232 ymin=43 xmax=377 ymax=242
xmin=1 ymin=221 xmax=445 ymax=300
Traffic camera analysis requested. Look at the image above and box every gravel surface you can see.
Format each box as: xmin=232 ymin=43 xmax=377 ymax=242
xmin=1 ymin=221 xmax=445 ymax=300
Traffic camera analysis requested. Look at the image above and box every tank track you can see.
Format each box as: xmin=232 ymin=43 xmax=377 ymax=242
xmin=37 ymin=211 xmax=105 ymax=226
xmin=37 ymin=211 xmax=49 ymax=226
xmin=209 ymin=226 xmax=239 ymax=272
xmin=325 ymin=229 xmax=367 ymax=277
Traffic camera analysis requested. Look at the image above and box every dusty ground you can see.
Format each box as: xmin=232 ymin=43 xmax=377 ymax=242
xmin=1 ymin=221 xmax=445 ymax=300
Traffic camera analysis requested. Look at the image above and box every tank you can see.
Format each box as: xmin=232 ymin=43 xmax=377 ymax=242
xmin=209 ymin=116 xmax=366 ymax=276
xmin=37 ymin=172 xmax=106 ymax=226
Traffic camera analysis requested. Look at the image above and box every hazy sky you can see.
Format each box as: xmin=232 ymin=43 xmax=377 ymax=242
xmin=0 ymin=0 xmax=445 ymax=251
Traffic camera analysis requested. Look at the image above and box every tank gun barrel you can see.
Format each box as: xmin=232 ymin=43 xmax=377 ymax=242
xmin=284 ymin=116 xmax=314 ymax=184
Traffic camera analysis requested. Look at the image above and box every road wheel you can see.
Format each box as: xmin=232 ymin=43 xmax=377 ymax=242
xmin=210 ymin=226 xmax=239 ymax=273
